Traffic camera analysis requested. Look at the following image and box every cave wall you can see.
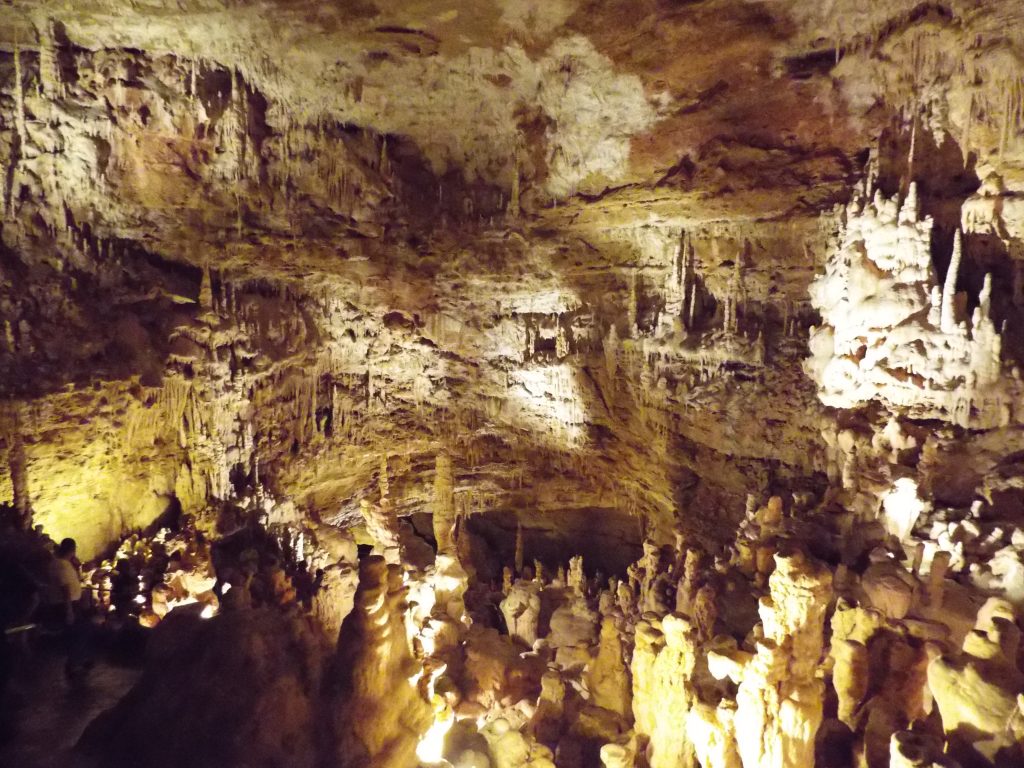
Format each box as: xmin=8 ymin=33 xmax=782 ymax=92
xmin=0 ymin=0 xmax=1023 ymax=561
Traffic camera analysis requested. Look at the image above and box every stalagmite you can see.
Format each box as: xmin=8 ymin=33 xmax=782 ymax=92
xmin=588 ymin=614 xmax=632 ymax=720
xmin=940 ymin=231 xmax=962 ymax=334
xmin=500 ymin=579 xmax=541 ymax=646
xmin=332 ymin=557 xmax=432 ymax=768
xmin=687 ymin=704 xmax=741 ymax=768
xmin=723 ymin=552 xmax=833 ymax=768
xmin=831 ymin=638 xmax=869 ymax=727
xmin=889 ymin=731 xmax=958 ymax=768
xmin=807 ymin=187 xmax=1007 ymax=426
xmin=899 ymin=182 xmax=919 ymax=224
xmin=600 ymin=742 xmax=638 ymax=768
xmin=632 ymin=616 xmax=698 ymax=768
xmin=927 ymin=598 xmax=1024 ymax=765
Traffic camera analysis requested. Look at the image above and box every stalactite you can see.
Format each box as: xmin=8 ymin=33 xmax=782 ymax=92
xmin=378 ymin=453 xmax=390 ymax=499
xmin=13 ymin=41 xmax=27 ymax=144
xmin=36 ymin=19 xmax=61 ymax=98
xmin=555 ymin=321 xmax=569 ymax=359
xmin=628 ymin=269 xmax=639 ymax=338
xmin=682 ymin=231 xmax=694 ymax=327
xmin=199 ymin=265 xmax=214 ymax=312
xmin=688 ymin=283 xmax=697 ymax=329
xmin=962 ymin=92 xmax=974 ymax=156
xmin=999 ymin=81 xmax=1011 ymax=162
xmin=509 ymin=140 xmax=521 ymax=219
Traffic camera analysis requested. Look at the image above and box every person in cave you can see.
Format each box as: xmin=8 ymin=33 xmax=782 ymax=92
xmin=292 ymin=559 xmax=316 ymax=610
xmin=0 ymin=554 xmax=42 ymax=739
xmin=40 ymin=538 xmax=95 ymax=681
xmin=110 ymin=557 xmax=140 ymax=619
xmin=32 ymin=524 xmax=56 ymax=554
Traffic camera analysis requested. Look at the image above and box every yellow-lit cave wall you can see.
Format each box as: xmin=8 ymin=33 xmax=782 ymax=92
xmin=1 ymin=387 xmax=183 ymax=559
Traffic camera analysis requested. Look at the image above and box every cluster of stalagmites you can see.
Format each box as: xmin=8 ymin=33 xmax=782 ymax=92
xmin=308 ymin=469 xmax=1022 ymax=768
xmin=806 ymin=182 xmax=1013 ymax=428
xmin=79 ymin=451 xmax=1024 ymax=768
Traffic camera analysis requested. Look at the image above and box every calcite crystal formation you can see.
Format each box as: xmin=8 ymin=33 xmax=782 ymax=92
xmin=807 ymin=184 xmax=1009 ymax=427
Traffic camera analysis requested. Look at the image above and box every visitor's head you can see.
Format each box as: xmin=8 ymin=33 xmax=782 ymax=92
xmin=58 ymin=538 xmax=77 ymax=559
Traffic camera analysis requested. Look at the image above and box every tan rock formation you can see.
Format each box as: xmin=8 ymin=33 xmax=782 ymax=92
xmin=632 ymin=615 xmax=699 ymax=768
xmin=889 ymin=731 xmax=959 ymax=768
xmin=332 ymin=556 xmax=432 ymax=768
xmin=600 ymin=741 xmax=638 ymax=768
xmin=731 ymin=552 xmax=833 ymax=768
xmin=928 ymin=598 xmax=1024 ymax=766
xmin=433 ymin=452 xmax=456 ymax=555
xmin=832 ymin=638 xmax=870 ymax=728
xmin=807 ymin=185 xmax=1010 ymax=427
xmin=588 ymin=614 xmax=632 ymax=721
xmin=2 ymin=3 xmax=1024 ymax=767
xmin=501 ymin=580 xmax=542 ymax=647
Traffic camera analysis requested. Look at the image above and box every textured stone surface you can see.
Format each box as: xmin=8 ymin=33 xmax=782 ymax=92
xmin=2 ymin=3 xmax=1024 ymax=768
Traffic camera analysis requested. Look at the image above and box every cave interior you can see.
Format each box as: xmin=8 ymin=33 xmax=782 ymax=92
xmin=2 ymin=2 xmax=1024 ymax=767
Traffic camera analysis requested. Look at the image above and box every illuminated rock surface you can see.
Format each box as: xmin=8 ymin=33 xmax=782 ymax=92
xmin=1 ymin=2 xmax=1024 ymax=767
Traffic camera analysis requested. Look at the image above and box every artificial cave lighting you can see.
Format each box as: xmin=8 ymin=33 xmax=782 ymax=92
xmin=3 ymin=3 xmax=1024 ymax=768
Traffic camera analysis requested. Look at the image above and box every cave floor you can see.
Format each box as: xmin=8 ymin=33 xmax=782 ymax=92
xmin=1 ymin=641 xmax=140 ymax=768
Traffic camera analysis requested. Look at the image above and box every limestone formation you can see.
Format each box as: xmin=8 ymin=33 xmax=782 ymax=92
xmin=433 ymin=453 xmax=457 ymax=555
xmin=806 ymin=185 xmax=1009 ymax=427
xmin=831 ymin=638 xmax=870 ymax=728
xmin=708 ymin=552 xmax=833 ymax=768
xmin=500 ymin=580 xmax=542 ymax=647
xmin=889 ymin=731 xmax=959 ymax=768
xmin=588 ymin=614 xmax=632 ymax=720
xmin=332 ymin=557 xmax=432 ymax=768
xmin=632 ymin=615 xmax=699 ymax=768
xmin=928 ymin=599 xmax=1024 ymax=766
xmin=3 ymin=3 xmax=1024 ymax=768
xmin=687 ymin=704 xmax=741 ymax=768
